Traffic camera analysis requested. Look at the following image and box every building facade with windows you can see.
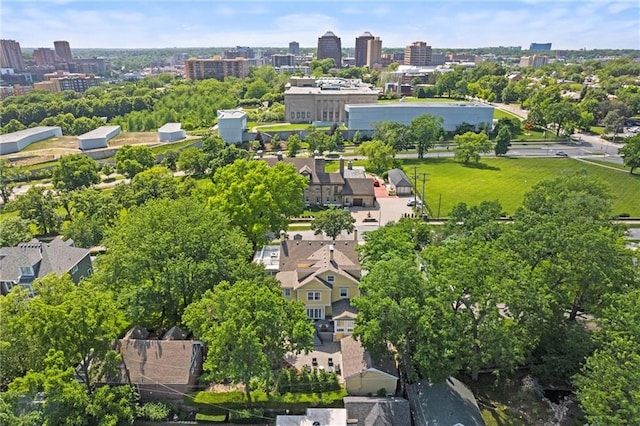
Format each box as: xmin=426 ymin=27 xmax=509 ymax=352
xmin=289 ymin=41 xmax=300 ymax=56
xmin=366 ymin=37 xmax=382 ymax=69
xmin=404 ymin=41 xmax=432 ymax=67
xmin=255 ymin=239 xmax=362 ymax=341
xmin=355 ymin=32 xmax=374 ymax=67
xmin=0 ymin=39 xmax=25 ymax=72
xmin=317 ymin=31 xmax=342 ymax=68
xmin=184 ymin=57 xmax=250 ymax=81
xmin=54 ymin=40 xmax=73 ymax=62
xmin=284 ymin=78 xmax=378 ymax=124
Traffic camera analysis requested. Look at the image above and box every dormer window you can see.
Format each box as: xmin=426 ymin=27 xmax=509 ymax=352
xmin=327 ymin=275 xmax=335 ymax=283
xmin=19 ymin=266 xmax=34 ymax=277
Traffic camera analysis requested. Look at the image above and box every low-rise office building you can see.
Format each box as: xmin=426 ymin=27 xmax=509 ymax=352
xmin=77 ymin=125 xmax=121 ymax=150
xmin=345 ymin=102 xmax=494 ymax=132
xmin=284 ymin=78 xmax=378 ymax=124
xmin=158 ymin=123 xmax=186 ymax=142
xmin=0 ymin=126 xmax=62 ymax=154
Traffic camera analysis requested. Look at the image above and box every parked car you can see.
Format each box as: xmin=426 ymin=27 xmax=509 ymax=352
xmin=407 ymin=199 xmax=423 ymax=207
xmin=556 ymin=151 xmax=569 ymax=157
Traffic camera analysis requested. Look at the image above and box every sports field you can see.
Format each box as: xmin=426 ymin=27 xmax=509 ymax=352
xmin=402 ymin=157 xmax=640 ymax=217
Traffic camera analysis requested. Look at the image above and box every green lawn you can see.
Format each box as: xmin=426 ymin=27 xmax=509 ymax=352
xmin=402 ymin=157 xmax=640 ymax=217
xmin=493 ymin=109 xmax=522 ymax=120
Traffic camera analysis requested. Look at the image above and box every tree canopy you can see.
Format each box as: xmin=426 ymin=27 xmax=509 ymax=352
xmin=96 ymin=197 xmax=252 ymax=329
xmin=52 ymin=154 xmax=100 ymax=192
xmin=618 ymin=134 xmax=640 ymax=174
xmin=311 ymin=207 xmax=356 ymax=240
xmin=183 ymin=276 xmax=314 ymax=401
xmin=209 ymin=159 xmax=307 ymax=248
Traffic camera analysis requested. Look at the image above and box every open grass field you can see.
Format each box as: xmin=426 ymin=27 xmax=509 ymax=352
xmin=401 ymin=157 xmax=640 ymax=217
xmin=493 ymin=109 xmax=522 ymax=120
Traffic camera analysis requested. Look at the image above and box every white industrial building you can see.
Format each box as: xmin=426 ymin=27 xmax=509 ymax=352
xmin=77 ymin=125 xmax=121 ymax=150
xmin=217 ymin=109 xmax=247 ymax=144
xmin=158 ymin=123 xmax=186 ymax=142
xmin=345 ymin=102 xmax=494 ymax=132
xmin=0 ymin=126 xmax=62 ymax=155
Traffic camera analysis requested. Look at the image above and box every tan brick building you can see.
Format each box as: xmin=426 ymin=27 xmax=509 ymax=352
xmin=284 ymin=77 xmax=378 ymax=123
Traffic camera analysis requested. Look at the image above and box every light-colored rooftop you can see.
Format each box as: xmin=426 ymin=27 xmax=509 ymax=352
xmin=217 ymin=109 xmax=247 ymax=119
xmin=78 ymin=125 xmax=121 ymax=140
xmin=345 ymin=102 xmax=493 ymax=110
xmin=0 ymin=126 xmax=61 ymax=143
xmin=158 ymin=122 xmax=182 ymax=132
xmin=286 ymin=85 xmax=379 ymax=95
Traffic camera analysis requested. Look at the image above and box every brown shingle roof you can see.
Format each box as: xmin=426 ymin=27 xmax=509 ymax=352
xmin=115 ymin=339 xmax=202 ymax=385
xmin=279 ymin=240 xmax=359 ymax=272
xmin=342 ymin=178 xmax=375 ymax=196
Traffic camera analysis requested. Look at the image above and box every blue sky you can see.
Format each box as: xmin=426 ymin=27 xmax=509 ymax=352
xmin=1 ymin=0 xmax=638 ymax=49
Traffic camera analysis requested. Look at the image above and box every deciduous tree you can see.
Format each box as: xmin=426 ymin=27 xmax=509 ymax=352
xmin=12 ymin=186 xmax=61 ymax=235
xmin=183 ymin=277 xmax=313 ymax=401
xmin=618 ymin=134 xmax=640 ymax=174
xmin=453 ymin=131 xmax=493 ymax=164
xmin=357 ymin=140 xmax=398 ymax=175
xmin=0 ymin=158 xmax=19 ymax=204
xmin=115 ymin=144 xmax=155 ymax=178
xmin=311 ymin=207 xmax=356 ymax=240
xmin=408 ymin=114 xmax=443 ymax=159
xmin=494 ymin=126 xmax=512 ymax=156
xmin=0 ymin=216 xmax=34 ymax=247
xmin=52 ymin=154 xmax=100 ymax=192
xmin=97 ymin=197 xmax=252 ymax=328
xmin=210 ymin=159 xmax=307 ymax=248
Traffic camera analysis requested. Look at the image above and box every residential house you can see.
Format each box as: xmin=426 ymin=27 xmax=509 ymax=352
xmin=264 ymin=156 xmax=375 ymax=208
xmin=256 ymin=239 xmax=361 ymax=340
xmin=340 ymin=335 xmax=399 ymax=396
xmin=276 ymin=408 xmax=347 ymax=426
xmin=0 ymin=237 xmax=92 ymax=296
xmin=344 ymin=396 xmax=411 ymax=426
xmin=387 ymin=168 xmax=413 ymax=196
xmin=107 ymin=326 xmax=204 ymax=401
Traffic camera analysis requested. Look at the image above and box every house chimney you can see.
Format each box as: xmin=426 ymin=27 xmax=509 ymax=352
xmin=347 ymin=160 xmax=353 ymax=170
xmin=353 ymin=229 xmax=358 ymax=241
xmin=339 ymin=157 xmax=345 ymax=176
xmin=329 ymin=244 xmax=334 ymax=262
xmin=276 ymin=151 xmax=283 ymax=161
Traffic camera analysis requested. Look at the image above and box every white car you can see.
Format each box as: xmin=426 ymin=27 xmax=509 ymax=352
xmin=407 ymin=199 xmax=423 ymax=207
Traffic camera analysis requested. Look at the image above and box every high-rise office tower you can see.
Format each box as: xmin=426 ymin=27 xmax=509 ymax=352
xmin=317 ymin=31 xmax=342 ymax=68
xmin=355 ymin=31 xmax=374 ymax=67
xmin=54 ymin=40 xmax=73 ymax=63
xmin=0 ymin=39 xmax=25 ymax=72
xmin=289 ymin=41 xmax=300 ymax=56
xmin=34 ymin=48 xmax=56 ymax=66
xmin=404 ymin=41 xmax=432 ymax=66
xmin=366 ymin=37 xmax=382 ymax=68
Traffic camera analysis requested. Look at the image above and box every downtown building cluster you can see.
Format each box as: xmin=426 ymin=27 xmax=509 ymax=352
xmin=0 ymin=39 xmax=106 ymax=99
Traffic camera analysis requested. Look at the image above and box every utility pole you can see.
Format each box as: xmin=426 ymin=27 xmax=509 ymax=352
xmin=421 ymin=174 xmax=428 ymax=216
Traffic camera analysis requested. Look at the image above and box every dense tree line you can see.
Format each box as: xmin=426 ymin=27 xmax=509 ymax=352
xmin=353 ymin=173 xmax=639 ymax=422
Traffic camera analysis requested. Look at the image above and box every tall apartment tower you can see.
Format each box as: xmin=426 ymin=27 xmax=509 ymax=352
xmin=34 ymin=48 xmax=57 ymax=66
xmin=317 ymin=31 xmax=342 ymax=68
xmin=355 ymin=32 xmax=374 ymax=67
xmin=54 ymin=40 xmax=73 ymax=63
xmin=289 ymin=41 xmax=300 ymax=56
xmin=0 ymin=39 xmax=25 ymax=72
xmin=366 ymin=37 xmax=382 ymax=68
xmin=404 ymin=41 xmax=432 ymax=67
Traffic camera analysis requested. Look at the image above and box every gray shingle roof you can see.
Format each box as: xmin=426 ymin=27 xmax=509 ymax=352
xmin=344 ymin=396 xmax=411 ymax=426
xmin=342 ymin=178 xmax=375 ymax=196
xmin=0 ymin=237 xmax=90 ymax=284
xmin=387 ymin=168 xmax=412 ymax=187
xmin=407 ymin=379 xmax=484 ymax=426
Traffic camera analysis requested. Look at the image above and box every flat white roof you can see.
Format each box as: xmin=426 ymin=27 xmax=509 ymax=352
xmin=0 ymin=126 xmax=61 ymax=144
xmin=217 ymin=109 xmax=246 ymax=119
xmin=158 ymin=123 xmax=182 ymax=132
xmin=345 ymin=102 xmax=493 ymax=110
xmin=286 ymin=86 xmax=378 ymax=95
xmin=78 ymin=125 xmax=121 ymax=140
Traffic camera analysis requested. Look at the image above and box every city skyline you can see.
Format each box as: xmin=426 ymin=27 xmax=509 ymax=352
xmin=0 ymin=0 xmax=638 ymax=50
